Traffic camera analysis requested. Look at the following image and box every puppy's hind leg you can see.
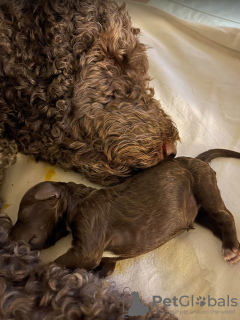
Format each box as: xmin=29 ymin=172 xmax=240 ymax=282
xmin=192 ymin=161 xmax=240 ymax=264
xmin=195 ymin=207 xmax=222 ymax=241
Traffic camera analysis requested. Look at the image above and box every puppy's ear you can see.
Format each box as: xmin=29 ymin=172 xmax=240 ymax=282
xmin=34 ymin=182 xmax=61 ymax=200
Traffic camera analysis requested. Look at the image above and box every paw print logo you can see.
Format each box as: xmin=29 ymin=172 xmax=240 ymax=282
xmin=196 ymin=296 xmax=206 ymax=307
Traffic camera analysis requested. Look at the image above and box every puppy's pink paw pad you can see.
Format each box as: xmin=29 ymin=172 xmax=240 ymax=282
xmin=222 ymin=248 xmax=240 ymax=264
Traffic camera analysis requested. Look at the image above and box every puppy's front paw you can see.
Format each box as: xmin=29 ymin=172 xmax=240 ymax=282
xmin=222 ymin=246 xmax=240 ymax=264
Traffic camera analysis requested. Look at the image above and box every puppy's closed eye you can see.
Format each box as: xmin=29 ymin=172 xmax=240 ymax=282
xmin=29 ymin=235 xmax=38 ymax=243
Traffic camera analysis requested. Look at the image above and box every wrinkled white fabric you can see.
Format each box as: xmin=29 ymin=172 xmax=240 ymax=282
xmin=3 ymin=1 xmax=240 ymax=319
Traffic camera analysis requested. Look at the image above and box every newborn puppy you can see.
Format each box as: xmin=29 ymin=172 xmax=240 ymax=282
xmin=11 ymin=149 xmax=240 ymax=276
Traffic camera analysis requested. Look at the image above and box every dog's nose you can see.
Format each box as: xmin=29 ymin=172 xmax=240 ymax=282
xmin=162 ymin=142 xmax=177 ymax=158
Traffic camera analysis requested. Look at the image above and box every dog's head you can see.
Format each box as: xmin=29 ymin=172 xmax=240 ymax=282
xmin=11 ymin=181 xmax=89 ymax=250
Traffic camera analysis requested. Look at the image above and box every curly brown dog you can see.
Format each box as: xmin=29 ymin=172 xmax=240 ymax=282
xmin=11 ymin=149 xmax=240 ymax=276
xmin=0 ymin=212 xmax=177 ymax=320
xmin=0 ymin=0 xmax=179 ymax=192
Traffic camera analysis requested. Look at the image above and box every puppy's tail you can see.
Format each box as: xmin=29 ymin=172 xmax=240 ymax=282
xmin=196 ymin=148 xmax=240 ymax=163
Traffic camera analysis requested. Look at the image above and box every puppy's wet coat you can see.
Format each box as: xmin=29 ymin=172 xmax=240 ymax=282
xmin=11 ymin=149 xmax=240 ymax=276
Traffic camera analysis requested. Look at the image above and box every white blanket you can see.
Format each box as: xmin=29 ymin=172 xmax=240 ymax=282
xmin=3 ymin=1 xmax=240 ymax=319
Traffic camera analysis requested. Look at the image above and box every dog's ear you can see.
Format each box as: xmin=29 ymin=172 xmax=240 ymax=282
xmin=34 ymin=182 xmax=61 ymax=200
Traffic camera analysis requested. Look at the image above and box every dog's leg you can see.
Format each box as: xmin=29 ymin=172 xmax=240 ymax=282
xmin=92 ymin=259 xmax=117 ymax=278
xmin=0 ymin=136 xmax=18 ymax=207
xmin=0 ymin=212 xmax=13 ymax=246
xmin=54 ymin=246 xmax=101 ymax=270
xmin=195 ymin=207 xmax=222 ymax=241
xmin=54 ymin=212 xmax=107 ymax=270
xmin=0 ymin=131 xmax=15 ymax=237
xmin=192 ymin=162 xmax=240 ymax=264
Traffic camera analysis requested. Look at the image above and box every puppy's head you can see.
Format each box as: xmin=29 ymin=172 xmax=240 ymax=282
xmin=11 ymin=181 xmax=74 ymax=250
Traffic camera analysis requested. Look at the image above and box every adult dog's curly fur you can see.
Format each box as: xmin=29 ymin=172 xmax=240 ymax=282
xmin=0 ymin=0 xmax=179 ymax=190
xmin=0 ymin=213 xmax=177 ymax=320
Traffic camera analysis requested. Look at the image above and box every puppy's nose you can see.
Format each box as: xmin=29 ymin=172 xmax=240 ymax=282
xmin=10 ymin=224 xmax=25 ymax=242
xmin=10 ymin=227 xmax=20 ymax=241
